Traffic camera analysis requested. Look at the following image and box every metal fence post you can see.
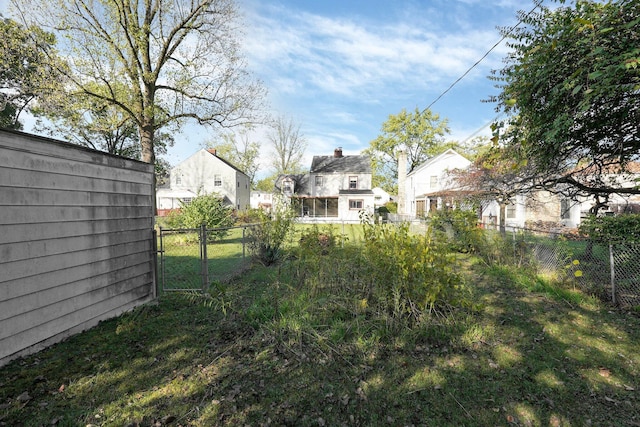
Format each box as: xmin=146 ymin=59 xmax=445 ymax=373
xmin=242 ymin=226 xmax=246 ymax=259
xmin=201 ymin=223 xmax=209 ymax=293
xmin=609 ymin=243 xmax=616 ymax=305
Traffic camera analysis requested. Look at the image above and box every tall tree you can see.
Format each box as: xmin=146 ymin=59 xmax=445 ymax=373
xmin=11 ymin=0 xmax=266 ymax=171
xmin=491 ymin=0 xmax=640 ymax=201
xmin=268 ymin=115 xmax=307 ymax=175
xmin=0 ymin=17 xmax=61 ymax=129
xmin=33 ymin=82 xmax=142 ymax=156
xmin=364 ymin=107 xmax=450 ymax=194
xmin=208 ymin=127 xmax=261 ymax=188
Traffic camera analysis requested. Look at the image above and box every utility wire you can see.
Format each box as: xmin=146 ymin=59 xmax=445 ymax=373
xmin=422 ymin=0 xmax=544 ymax=114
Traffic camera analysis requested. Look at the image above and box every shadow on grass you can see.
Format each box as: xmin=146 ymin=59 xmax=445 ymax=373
xmin=1 ymin=262 xmax=639 ymax=426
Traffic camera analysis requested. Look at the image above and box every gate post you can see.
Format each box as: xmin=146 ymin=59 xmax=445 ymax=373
xmin=201 ymin=223 xmax=209 ymax=293
xmin=609 ymin=243 xmax=616 ymax=305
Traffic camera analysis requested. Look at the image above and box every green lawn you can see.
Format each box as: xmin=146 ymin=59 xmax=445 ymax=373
xmin=159 ymin=227 xmax=251 ymax=291
xmin=2 ymin=247 xmax=639 ymax=426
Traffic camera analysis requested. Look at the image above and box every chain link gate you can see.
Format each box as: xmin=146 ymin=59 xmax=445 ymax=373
xmin=157 ymin=224 xmax=253 ymax=293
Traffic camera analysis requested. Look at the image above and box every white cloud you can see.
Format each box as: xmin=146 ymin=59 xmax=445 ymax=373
xmin=243 ymin=2 xmax=509 ymax=105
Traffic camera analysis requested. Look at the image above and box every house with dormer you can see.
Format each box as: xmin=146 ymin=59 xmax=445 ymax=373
xmin=276 ymin=148 xmax=374 ymax=222
xmin=156 ymin=148 xmax=250 ymax=216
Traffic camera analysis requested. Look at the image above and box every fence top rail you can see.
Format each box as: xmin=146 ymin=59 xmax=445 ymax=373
xmin=159 ymin=223 xmax=260 ymax=234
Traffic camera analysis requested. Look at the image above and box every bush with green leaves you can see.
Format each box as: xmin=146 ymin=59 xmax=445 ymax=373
xmin=246 ymin=206 xmax=296 ymax=266
xmin=360 ymin=219 xmax=468 ymax=324
xmin=429 ymin=209 xmax=484 ymax=253
xmin=171 ymin=194 xmax=235 ymax=241
xmin=579 ymin=214 xmax=640 ymax=244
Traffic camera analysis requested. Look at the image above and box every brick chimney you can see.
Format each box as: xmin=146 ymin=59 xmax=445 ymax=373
xmin=334 ymin=147 xmax=343 ymax=158
xmin=207 ymin=149 xmax=217 ymax=156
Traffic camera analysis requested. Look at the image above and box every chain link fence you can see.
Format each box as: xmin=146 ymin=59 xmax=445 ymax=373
xmin=500 ymin=225 xmax=640 ymax=308
xmin=157 ymin=224 xmax=255 ymax=292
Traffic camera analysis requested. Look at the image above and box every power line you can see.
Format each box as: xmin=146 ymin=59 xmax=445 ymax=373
xmin=422 ymin=0 xmax=544 ymax=115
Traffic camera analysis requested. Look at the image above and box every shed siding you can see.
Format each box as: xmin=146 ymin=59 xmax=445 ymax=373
xmin=0 ymin=130 xmax=155 ymax=366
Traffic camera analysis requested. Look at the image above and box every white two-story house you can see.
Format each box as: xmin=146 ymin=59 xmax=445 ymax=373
xmin=277 ymin=148 xmax=374 ymax=222
xmin=404 ymin=149 xmax=472 ymax=218
xmin=156 ymin=148 xmax=250 ymax=216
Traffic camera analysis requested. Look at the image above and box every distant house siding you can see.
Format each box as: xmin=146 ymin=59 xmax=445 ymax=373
xmin=163 ymin=149 xmax=250 ymax=212
xmin=0 ymin=130 xmax=155 ymax=367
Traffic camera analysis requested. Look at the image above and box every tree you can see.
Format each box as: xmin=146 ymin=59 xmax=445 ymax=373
xmin=208 ymin=127 xmax=260 ymax=188
xmin=268 ymin=115 xmax=307 ymax=175
xmin=33 ymin=83 xmax=142 ymax=156
xmin=451 ymin=141 xmax=533 ymax=234
xmin=491 ymin=0 xmax=640 ymax=202
xmin=364 ymin=107 xmax=450 ymax=193
xmin=0 ymin=17 xmax=61 ymax=129
xmin=11 ymin=0 xmax=266 ymax=172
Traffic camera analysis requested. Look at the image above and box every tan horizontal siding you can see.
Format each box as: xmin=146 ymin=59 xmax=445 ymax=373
xmin=0 ymin=130 xmax=155 ymax=366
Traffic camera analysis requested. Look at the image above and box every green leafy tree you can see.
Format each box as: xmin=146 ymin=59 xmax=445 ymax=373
xmin=364 ymin=107 xmax=450 ymax=193
xmin=12 ymin=0 xmax=266 ymax=173
xmin=208 ymin=128 xmax=261 ymax=188
xmin=492 ymin=0 xmax=640 ymax=201
xmin=0 ymin=17 xmax=61 ymax=129
xmin=255 ymin=174 xmax=277 ymax=192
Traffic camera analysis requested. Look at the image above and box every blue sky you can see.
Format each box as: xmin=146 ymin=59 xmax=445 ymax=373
xmin=1 ymin=0 xmax=537 ymax=170
xmin=186 ymin=0 xmax=532 ymax=170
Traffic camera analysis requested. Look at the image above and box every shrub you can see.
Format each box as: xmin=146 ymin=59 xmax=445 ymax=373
xmin=579 ymin=213 xmax=640 ymax=244
xmin=429 ymin=209 xmax=484 ymax=253
xmin=172 ymin=194 xmax=235 ymax=241
xmin=359 ymin=215 xmax=468 ymax=325
xmin=246 ymin=206 xmax=296 ymax=266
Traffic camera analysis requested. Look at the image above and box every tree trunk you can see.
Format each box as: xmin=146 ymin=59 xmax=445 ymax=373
xmin=140 ymin=123 xmax=157 ymax=215
xmin=499 ymin=202 xmax=507 ymax=236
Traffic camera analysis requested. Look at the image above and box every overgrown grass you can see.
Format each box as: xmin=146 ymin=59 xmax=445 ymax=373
xmin=2 ymin=225 xmax=640 ymax=426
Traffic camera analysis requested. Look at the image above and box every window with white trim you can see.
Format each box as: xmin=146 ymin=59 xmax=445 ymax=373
xmin=349 ymin=176 xmax=358 ymax=189
xmin=349 ymin=199 xmax=363 ymax=210
xmin=506 ymin=203 xmax=516 ymax=219
xmin=214 ymin=174 xmax=222 ymax=187
xmin=315 ymin=176 xmax=323 ymax=187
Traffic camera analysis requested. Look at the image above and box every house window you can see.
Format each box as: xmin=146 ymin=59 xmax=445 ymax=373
xmin=181 ymin=197 xmax=193 ymax=206
xmin=561 ymin=199 xmax=572 ymax=220
xmin=429 ymin=175 xmax=438 ymax=189
xmin=349 ymin=199 xmax=363 ymax=210
xmin=315 ymin=176 xmax=323 ymax=187
xmin=283 ymin=180 xmax=292 ymax=193
xmin=176 ymin=175 xmax=182 ymax=185
xmin=237 ymin=181 xmax=240 ymax=188
xmin=349 ymin=176 xmax=358 ymax=189
xmin=506 ymin=203 xmax=516 ymax=219
xmin=214 ymin=174 xmax=222 ymax=187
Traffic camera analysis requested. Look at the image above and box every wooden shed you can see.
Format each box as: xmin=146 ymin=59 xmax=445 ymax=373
xmin=0 ymin=129 xmax=156 ymax=366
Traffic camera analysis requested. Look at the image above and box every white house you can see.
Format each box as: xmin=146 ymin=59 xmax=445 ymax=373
xmin=481 ymin=164 xmax=640 ymax=230
xmin=276 ymin=148 xmax=374 ymax=222
xmin=156 ymin=148 xmax=250 ymax=216
xmin=372 ymin=187 xmax=392 ymax=207
xmin=250 ymin=191 xmax=274 ymax=211
xmin=404 ymin=149 xmax=472 ymax=218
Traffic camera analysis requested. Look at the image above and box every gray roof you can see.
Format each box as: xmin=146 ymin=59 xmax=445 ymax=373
xmin=310 ymin=155 xmax=371 ymax=174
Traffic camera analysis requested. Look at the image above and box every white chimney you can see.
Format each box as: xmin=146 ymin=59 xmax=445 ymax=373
xmin=397 ymin=150 xmax=407 ymax=215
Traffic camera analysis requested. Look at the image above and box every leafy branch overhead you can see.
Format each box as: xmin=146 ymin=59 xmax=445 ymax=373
xmin=11 ymin=0 xmax=267 ymax=167
xmin=491 ymin=0 xmax=640 ymax=199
